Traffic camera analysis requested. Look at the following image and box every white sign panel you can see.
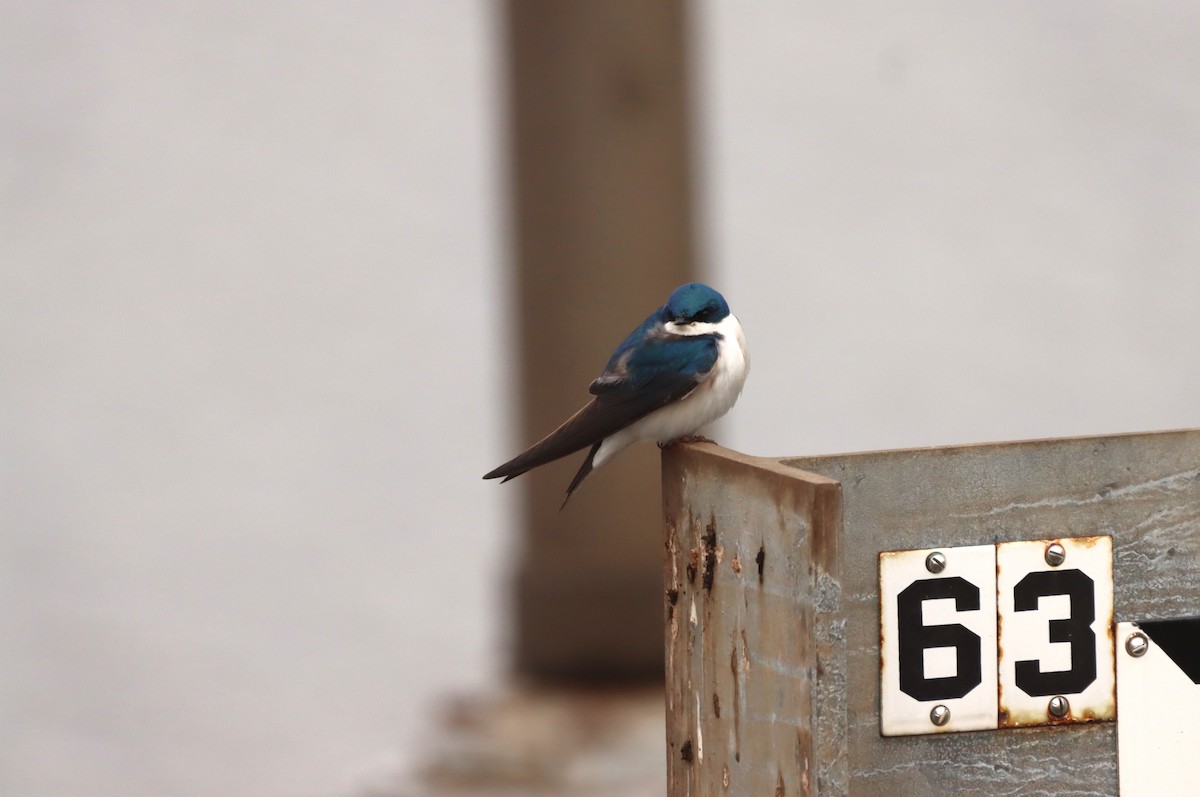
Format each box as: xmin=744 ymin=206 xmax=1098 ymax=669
xmin=1117 ymin=618 xmax=1200 ymax=797
xmin=879 ymin=544 xmax=998 ymax=736
xmin=996 ymin=536 xmax=1114 ymax=727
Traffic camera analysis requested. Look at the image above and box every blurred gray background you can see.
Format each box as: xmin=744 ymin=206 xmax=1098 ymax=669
xmin=2 ymin=2 xmax=1198 ymax=796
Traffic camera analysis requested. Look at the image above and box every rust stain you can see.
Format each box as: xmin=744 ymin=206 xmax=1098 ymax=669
xmin=712 ymin=692 xmax=721 ymax=718
xmin=878 ymin=556 xmax=888 ymax=674
xmin=702 ymin=519 xmax=718 ymax=591
xmin=1003 ymin=699 xmax=1117 ymax=728
xmin=680 ymin=739 xmax=693 ymax=763
xmin=756 ymin=546 xmax=765 ymax=584
xmin=741 ymin=629 xmax=751 ymax=672
xmin=996 ymin=551 xmax=1007 ymax=726
xmin=730 ymin=633 xmax=742 ymax=762
xmin=1005 ymin=708 xmax=1114 ymax=728
xmin=1041 ymin=712 xmax=1076 ymax=727
xmin=722 ymin=764 xmax=730 ymax=790
xmin=666 ymin=587 xmax=679 ymax=622
xmin=731 ymin=554 xmax=742 ymax=574
xmin=775 ymin=770 xmax=786 ymax=797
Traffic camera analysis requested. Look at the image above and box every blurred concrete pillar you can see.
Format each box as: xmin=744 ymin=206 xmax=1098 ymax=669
xmin=504 ymin=1 xmax=695 ymax=680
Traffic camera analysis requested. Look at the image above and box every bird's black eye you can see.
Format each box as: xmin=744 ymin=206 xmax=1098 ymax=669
xmin=694 ymin=307 xmax=712 ymax=322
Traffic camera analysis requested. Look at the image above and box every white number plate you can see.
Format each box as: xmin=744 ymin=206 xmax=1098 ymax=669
xmin=879 ymin=536 xmax=1114 ymax=736
xmin=996 ymin=536 xmax=1114 ymax=727
xmin=879 ymin=544 xmax=998 ymax=736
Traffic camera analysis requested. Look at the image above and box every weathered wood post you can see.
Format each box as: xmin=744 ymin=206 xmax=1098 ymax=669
xmin=662 ymin=445 xmax=846 ymax=795
xmin=664 ymin=430 xmax=1200 ymax=797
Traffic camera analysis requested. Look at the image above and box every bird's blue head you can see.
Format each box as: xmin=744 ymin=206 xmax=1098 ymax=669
xmin=663 ymin=283 xmax=731 ymax=326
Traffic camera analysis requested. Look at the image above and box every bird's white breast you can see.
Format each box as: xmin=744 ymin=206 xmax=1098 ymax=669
xmin=592 ymin=314 xmax=749 ymax=469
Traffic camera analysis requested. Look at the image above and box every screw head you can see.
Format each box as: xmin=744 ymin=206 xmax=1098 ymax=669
xmin=1126 ymin=631 xmax=1149 ymax=658
xmin=926 ymin=551 xmax=947 ymax=574
xmin=1045 ymin=542 xmax=1067 ymax=567
xmin=930 ymin=704 xmax=951 ymax=726
xmin=1048 ymin=695 xmax=1070 ymax=718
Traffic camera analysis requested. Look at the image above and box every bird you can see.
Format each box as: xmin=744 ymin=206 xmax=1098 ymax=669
xmin=484 ymin=282 xmax=749 ymax=507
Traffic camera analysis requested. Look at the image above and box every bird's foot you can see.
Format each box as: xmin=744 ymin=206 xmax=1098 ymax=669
xmin=662 ymin=434 xmax=716 ymax=448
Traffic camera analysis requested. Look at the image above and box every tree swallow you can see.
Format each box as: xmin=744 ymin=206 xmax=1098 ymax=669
xmin=484 ymin=282 xmax=749 ymax=506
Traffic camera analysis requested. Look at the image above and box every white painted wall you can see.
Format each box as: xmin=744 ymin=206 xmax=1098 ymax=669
xmin=699 ymin=1 xmax=1200 ymax=457
xmin=1 ymin=3 xmax=506 ymax=796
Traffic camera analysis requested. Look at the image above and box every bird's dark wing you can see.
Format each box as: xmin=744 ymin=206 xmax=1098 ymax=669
xmin=589 ymin=330 xmax=720 ymax=394
xmin=481 ymin=373 xmax=697 ymax=483
xmin=483 ymin=335 xmax=719 ymax=484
